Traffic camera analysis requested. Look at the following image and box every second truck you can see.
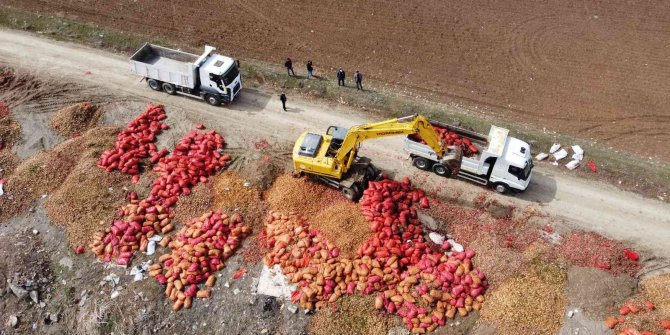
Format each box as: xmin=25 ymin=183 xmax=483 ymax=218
xmin=405 ymin=121 xmax=533 ymax=194
xmin=130 ymin=43 xmax=242 ymax=106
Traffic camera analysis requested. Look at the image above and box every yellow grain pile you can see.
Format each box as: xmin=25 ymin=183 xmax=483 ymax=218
xmin=212 ymin=172 xmax=265 ymax=230
xmin=480 ymin=261 xmax=568 ymax=335
xmin=50 ymin=102 xmax=104 ymax=137
xmin=308 ymin=295 xmax=392 ymax=335
xmin=311 ymin=201 xmax=371 ymax=259
xmin=0 ymin=127 xmax=120 ymax=222
xmin=172 ymin=183 xmax=213 ymax=225
xmin=44 ymin=156 xmax=130 ymax=247
xmin=641 ymin=273 xmax=670 ymax=317
xmin=264 ymin=174 xmax=341 ymax=218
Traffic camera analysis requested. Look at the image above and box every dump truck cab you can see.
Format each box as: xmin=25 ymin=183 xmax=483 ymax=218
xmin=196 ymin=49 xmax=242 ymax=102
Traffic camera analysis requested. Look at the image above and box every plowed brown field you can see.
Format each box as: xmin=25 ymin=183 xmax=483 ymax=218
xmin=6 ymin=0 xmax=670 ymax=160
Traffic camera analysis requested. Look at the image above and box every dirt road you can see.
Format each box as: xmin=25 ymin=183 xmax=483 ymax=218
xmin=1 ymin=29 xmax=669 ymax=260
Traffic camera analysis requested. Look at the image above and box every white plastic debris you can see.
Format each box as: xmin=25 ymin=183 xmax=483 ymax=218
xmin=553 ymin=148 xmax=568 ymax=161
xmin=287 ymin=305 xmax=298 ymax=314
xmin=549 ymin=143 xmax=561 ymax=154
xmin=571 ymin=145 xmax=584 ymax=155
xmin=103 ymin=274 xmax=120 ymax=286
xmin=428 ymin=232 xmax=445 ymax=245
xmin=535 ymin=153 xmax=549 ymax=161
xmin=567 ymin=310 xmax=574 ymax=318
xmin=0 ymin=183 xmax=3 ymax=197
xmin=110 ymin=290 xmax=120 ymax=299
xmin=447 ymin=239 xmax=464 ymax=253
xmin=148 ymin=235 xmax=162 ymax=242
xmin=129 ymin=267 xmax=144 ymax=282
xmin=146 ymin=241 xmax=156 ymax=256
xmin=257 ymin=264 xmax=296 ymax=298
xmin=565 ymin=160 xmax=581 ymax=170
xmin=129 ymin=261 xmax=151 ymax=281
xmin=572 ymin=153 xmax=584 ymax=161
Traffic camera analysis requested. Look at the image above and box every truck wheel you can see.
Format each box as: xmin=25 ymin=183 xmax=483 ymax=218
xmin=206 ymin=94 xmax=222 ymax=106
xmin=412 ymin=157 xmax=431 ymax=171
xmin=432 ymin=164 xmax=452 ymax=177
xmin=342 ymin=184 xmax=361 ymax=201
xmin=492 ymin=183 xmax=510 ymax=194
xmin=147 ymin=79 xmax=161 ymax=91
xmin=162 ymin=83 xmax=176 ymax=95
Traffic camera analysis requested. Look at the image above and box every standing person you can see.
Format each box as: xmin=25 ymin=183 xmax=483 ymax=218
xmin=354 ymin=70 xmax=363 ymax=90
xmin=337 ymin=67 xmax=346 ymax=86
xmin=280 ymin=92 xmax=287 ymax=111
xmin=306 ymin=60 xmax=314 ymax=79
xmin=285 ymin=58 xmax=295 ymax=76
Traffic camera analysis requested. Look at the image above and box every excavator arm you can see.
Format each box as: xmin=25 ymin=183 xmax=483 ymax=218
xmin=335 ymin=114 xmax=446 ymax=169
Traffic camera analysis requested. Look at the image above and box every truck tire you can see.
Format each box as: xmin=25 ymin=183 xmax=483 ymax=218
xmin=492 ymin=182 xmax=510 ymax=194
xmin=342 ymin=184 xmax=361 ymax=201
xmin=206 ymin=94 xmax=222 ymax=106
xmin=432 ymin=164 xmax=452 ymax=177
xmin=412 ymin=157 xmax=431 ymax=171
xmin=147 ymin=79 xmax=161 ymax=91
xmin=162 ymin=83 xmax=176 ymax=95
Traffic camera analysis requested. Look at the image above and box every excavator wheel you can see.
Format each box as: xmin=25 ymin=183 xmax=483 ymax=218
xmin=342 ymin=184 xmax=361 ymax=201
xmin=365 ymin=165 xmax=378 ymax=181
xmin=412 ymin=157 xmax=432 ymax=171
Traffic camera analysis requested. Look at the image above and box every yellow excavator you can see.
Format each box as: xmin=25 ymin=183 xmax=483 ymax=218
xmin=292 ymin=114 xmax=462 ymax=200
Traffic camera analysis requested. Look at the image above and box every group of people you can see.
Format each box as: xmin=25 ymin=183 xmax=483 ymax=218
xmin=280 ymin=58 xmax=364 ymax=111
xmin=284 ymin=58 xmax=363 ymax=90
xmin=336 ymin=67 xmax=363 ymax=90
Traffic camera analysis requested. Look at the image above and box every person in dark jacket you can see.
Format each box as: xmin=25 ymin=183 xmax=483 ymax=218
xmin=337 ymin=67 xmax=345 ymax=86
xmin=285 ymin=58 xmax=295 ymax=76
xmin=280 ymin=92 xmax=287 ymax=111
xmin=306 ymin=60 xmax=314 ymax=79
xmin=354 ymin=70 xmax=363 ymax=90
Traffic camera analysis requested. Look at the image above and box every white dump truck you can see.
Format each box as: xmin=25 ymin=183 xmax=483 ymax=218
xmin=130 ymin=43 xmax=242 ymax=106
xmin=405 ymin=121 xmax=533 ymax=193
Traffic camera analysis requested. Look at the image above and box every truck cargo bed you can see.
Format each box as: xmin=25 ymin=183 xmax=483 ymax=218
xmin=130 ymin=43 xmax=198 ymax=89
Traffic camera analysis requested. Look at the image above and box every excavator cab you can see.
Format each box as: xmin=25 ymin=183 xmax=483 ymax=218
xmin=326 ymin=126 xmax=349 ymax=152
